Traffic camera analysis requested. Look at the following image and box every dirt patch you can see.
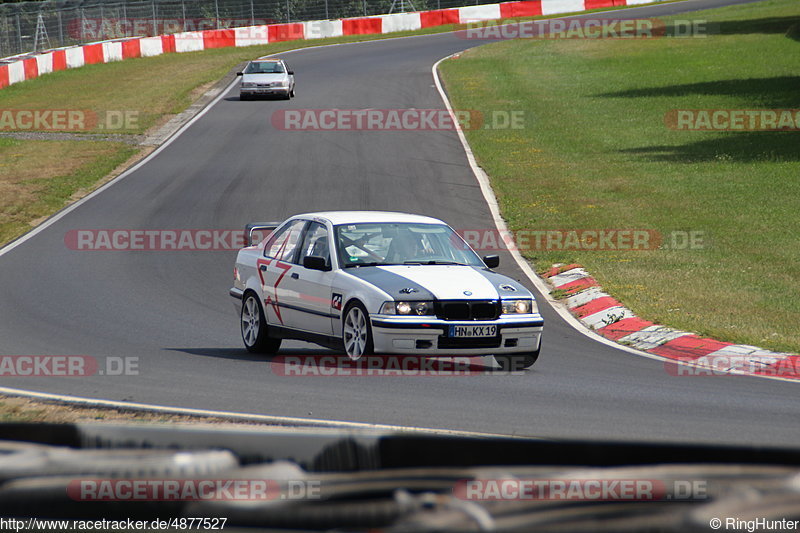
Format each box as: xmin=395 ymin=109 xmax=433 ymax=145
xmin=0 ymin=394 xmax=272 ymax=426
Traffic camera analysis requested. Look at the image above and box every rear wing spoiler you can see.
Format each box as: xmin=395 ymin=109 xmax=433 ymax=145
xmin=244 ymin=222 xmax=282 ymax=247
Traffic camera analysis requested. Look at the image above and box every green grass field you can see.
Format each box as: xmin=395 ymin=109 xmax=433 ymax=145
xmin=439 ymin=0 xmax=800 ymax=352
xmin=0 ymin=137 xmax=137 ymax=243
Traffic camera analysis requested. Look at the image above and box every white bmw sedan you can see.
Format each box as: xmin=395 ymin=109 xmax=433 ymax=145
xmin=230 ymin=212 xmax=544 ymax=369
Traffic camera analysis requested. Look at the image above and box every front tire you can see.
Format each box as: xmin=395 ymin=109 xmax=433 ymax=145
xmin=342 ymin=302 xmax=373 ymax=361
xmin=241 ymin=292 xmax=281 ymax=354
xmin=494 ymin=349 xmax=539 ymax=371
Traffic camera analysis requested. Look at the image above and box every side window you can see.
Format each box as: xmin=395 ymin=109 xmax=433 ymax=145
xmin=264 ymin=220 xmax=306 ymax=263
xmin=299 ymin=222 xmax=331 ymax=268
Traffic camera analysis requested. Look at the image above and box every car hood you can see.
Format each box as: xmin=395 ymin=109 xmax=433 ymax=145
xmin=345 ymin=265 xmax=532 ymax=301
xmin=241 ymin=73 xmax=288 ymax=83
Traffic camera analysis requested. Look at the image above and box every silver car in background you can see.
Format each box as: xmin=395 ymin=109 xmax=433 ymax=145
xmin=237 ymin=58 xmax=295 ymax=100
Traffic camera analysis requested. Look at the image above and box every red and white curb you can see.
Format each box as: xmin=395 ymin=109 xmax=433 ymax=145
xmin=1 ymin=0 xmax=650 ymax=91
xmin=542 ymin=264 xmax=799 ymax=380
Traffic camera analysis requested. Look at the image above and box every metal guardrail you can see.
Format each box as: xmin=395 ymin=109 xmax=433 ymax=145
xmin=0 ymin=0 xmax=493 ymax=58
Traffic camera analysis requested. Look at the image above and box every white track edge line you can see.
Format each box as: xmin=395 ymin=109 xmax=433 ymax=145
xmin=0 ymin=386 xmax=534 ymax=438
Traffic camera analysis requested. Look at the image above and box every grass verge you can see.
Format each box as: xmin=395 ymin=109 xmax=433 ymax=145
xmin=0 ymin=394 xmax=270 ymax=425
xmin=439 ymin=0 xmax=800 ymax=353
xmin=0 ymin=138 xmax=138 ymax=244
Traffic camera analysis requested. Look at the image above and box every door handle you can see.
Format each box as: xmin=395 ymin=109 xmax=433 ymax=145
xmin=291 ymin=273 xmax=299 ymax=279
xmin=260 ymin=265 xmax=267 ymax=271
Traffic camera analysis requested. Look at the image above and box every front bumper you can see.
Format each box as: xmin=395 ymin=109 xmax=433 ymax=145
xmin=370 ymin=314 xmax=543 ymax=355
xmin=240 ymin=87 xmax=289 ymax=96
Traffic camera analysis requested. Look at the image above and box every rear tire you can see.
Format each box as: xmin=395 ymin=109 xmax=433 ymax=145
xmin=495 ymin=349 xmax=539 ymax=371
xmin=241 ymin=292 xmax=281 ymax=354
xmin=240 ymin=93 xmax=249 ymax=101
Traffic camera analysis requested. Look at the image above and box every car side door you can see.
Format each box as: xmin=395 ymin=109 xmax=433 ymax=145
xmin=257 ymin=219 xmax=306 ymax=329
xmin=283 ymin=221 xmax=337 ymax=336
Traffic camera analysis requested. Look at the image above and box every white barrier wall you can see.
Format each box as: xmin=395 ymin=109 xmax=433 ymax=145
xmin=102 ymin=42 xmax=123 ymax=62
xmin=459 ymin=4 xmax=502 ymax=23
xmin=303 ymin=20 xmax=344 ymax=39
xmin=541 ymin=0 xmax=586 ymax=15
xmin=7 ymin=61 xmax=25 ymax=84
xmin=174 ymin=32 xmax=205 ymax=53
xmin=235 ymin=26 xmax=270 ymax=46
xmin=35 ymin=52 xmax=54 ymax=75
xmin=65 ymin=47 xmax=85 ymax=68
xmin=381 ymin=13 xmax=423 ymax=33
xmin=139 ymin=37 xmax=165 ymax=57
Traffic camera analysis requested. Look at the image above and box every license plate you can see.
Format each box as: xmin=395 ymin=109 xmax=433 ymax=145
xmin=449 ymin=325 xmax=497 ymax=338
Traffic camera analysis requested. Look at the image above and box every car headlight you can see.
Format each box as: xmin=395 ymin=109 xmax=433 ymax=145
xmin=278 ymin=80 xmax=289 ymax=87
xmin=502 ymin=298 xmax=537 ymax=314
xmin=241 ymin=82 xmax=256 ymax=88
xmin=380 ymin=301 xmax=434 ymax=316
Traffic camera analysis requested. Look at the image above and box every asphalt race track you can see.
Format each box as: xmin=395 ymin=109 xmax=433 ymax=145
xmin=1 ymin=0 xmax=797 ymax=446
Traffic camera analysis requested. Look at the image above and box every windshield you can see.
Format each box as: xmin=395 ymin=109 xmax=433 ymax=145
xmin=335 ymin=222 xmax=483 ymax=268
xmin=245 ymin=61 xmax=284 ymax=74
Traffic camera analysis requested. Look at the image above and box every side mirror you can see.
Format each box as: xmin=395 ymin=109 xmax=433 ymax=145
xmin=288 ymin=70 xmax=295 ymax=75
xmin=483 ymin=255 xmax=500 ymax=268
xmin=303 ymin=255 xmax=330 ymax=271
xmin=236 ymin=71 xmax=243 ymax=76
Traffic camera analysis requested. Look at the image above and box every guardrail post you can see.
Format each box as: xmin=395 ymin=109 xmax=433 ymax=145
xmin=15 ymin=12 xmax=22 ymax=56
xmin=57 ymin=9 xmax=64 ymax=46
